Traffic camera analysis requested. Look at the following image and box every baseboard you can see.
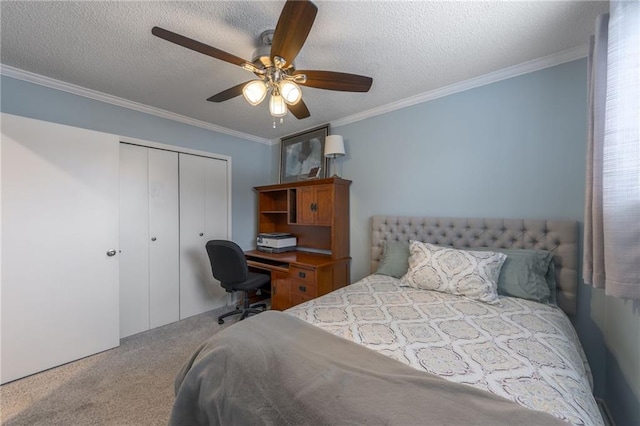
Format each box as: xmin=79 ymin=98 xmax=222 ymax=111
xmin=596 ymin=397 xmax=615 ymax=426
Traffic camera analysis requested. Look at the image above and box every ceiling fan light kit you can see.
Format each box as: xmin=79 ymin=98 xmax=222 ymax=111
xmin=151 ymin=0 xmax=373 ymax=125
xmin=240 ymin=54 xmax=305 ymax=124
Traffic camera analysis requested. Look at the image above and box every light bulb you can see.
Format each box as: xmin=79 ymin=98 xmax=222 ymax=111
xmin=242 ymin=80 xmax=267 ymax=106
xmin=279 ymin=80 xmax=302 ymax=105
xmin=269 ymin=94 xmax=287 ymax=117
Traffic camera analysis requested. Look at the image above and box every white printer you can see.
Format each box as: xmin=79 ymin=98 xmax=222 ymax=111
xmin=256 ymin=232 xmax=297 ymax=253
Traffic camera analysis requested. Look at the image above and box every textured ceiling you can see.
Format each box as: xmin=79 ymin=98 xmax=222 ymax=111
xmin=1 ymin=1 xmax=608 ymax=142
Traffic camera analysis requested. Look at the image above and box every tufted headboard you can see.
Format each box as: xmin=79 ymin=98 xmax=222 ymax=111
xmin=371 ymin=216 xmax=579 ymax=315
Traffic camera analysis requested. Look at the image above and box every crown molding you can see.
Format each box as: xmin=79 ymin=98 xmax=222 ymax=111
xmin=0 ymin=64 xmax=271 ymax=145
xmin=2 ymin=44 xmax=588 ymax=145
xmin=331 ymin=44 xmax=589 ymax=129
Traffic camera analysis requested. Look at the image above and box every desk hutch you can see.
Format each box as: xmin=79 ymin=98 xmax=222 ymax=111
xmin=246 ymin=177 xmax=351 ymax=310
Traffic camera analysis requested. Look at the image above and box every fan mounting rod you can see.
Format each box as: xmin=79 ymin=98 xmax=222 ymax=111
xmin=252 ymin=30 xmax=276 ymax=68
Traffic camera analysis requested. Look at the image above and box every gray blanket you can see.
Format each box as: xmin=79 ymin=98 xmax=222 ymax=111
xmin=170 ymin=311 xmax=567 ymax=426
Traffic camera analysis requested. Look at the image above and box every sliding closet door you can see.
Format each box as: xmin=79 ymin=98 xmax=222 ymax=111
xmin=119 ymin=144 xmax=150 ymax=337
xmin=204 ymin=154 xmax=230 ymax=243
xmin=119 ymin=144 xmax=179 ymax=338
xmin=1 ymin=113 xmax=120 ymax=384
xmin=148 ymin=148 xmax=179 ymax=328
xmin=179 ymin=154 xmax=229 ymax=319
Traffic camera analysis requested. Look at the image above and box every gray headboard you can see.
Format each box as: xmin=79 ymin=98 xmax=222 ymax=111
xmin=371 ymin=216 xmax=578 ymax=315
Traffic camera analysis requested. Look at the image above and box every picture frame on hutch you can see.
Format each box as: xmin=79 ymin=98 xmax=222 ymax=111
xmin=279 ymin=125 xmax=329 ymax=183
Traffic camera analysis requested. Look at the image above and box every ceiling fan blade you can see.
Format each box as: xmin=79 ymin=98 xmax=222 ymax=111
xmin=152 ymin=26 xmax=249 ymax=67
xmin=294 ymin=70 xmax=373 ymax=92
xmin=207 ymin=81 xmax=252 ymax=103
xmin=289 ymin=99 xmax=311 ymax=119
xmin=270 ymin=0 xmax=318 ymax=66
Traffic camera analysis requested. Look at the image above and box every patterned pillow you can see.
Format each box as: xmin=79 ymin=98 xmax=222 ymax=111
xmin=401 ymin=241 xmax=507 ymax=304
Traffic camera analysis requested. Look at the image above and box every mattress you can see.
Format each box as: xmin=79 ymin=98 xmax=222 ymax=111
xmin=286 ymin=274 xmax=603 ymax=425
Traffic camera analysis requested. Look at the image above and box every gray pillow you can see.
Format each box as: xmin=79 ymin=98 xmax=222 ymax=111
xmin=472 ymin=247 xmax=555 ymax=304
xmin=546 ymin=260 xmax=558 ymax=305
xmin=374 ymin=241 xmax=410 ymax=278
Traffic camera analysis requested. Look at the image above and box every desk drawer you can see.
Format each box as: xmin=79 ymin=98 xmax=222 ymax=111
xmin=291 ymin=279 xmax=317 ymax=297
xmin=290 ymin=291 xmax=314 ymax=307
xmin=290 ymin=266 xmax=316 ymax=284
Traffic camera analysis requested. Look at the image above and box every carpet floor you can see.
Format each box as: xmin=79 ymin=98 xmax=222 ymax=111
xmin=1 ymin=306 xmax=237 ymax=426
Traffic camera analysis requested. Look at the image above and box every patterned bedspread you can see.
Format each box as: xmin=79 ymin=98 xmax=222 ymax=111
xmin=286 ymin=274 xmax=603 ymax=425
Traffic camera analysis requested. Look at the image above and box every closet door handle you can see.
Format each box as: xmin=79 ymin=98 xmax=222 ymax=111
xmin=151 ymin=237 xmax=157 ymax=241
xmin=199 ymin=233 xmax=204 ymax=237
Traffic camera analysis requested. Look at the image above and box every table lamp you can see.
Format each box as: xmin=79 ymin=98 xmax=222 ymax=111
xmin=324 ymin=135 xmax=345 ymax=177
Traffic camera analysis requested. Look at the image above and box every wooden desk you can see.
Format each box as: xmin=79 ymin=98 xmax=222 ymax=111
xmin=245 ymin=250 xmax=350 ymax=310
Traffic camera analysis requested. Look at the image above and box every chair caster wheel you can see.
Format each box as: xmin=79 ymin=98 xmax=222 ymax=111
xmin=218 ymin=319 xmax=224 ymax=325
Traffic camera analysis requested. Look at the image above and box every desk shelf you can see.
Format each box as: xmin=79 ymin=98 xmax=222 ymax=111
xmin=255 ymin=177 xmax=350 ymax=259
xmin=253 ymin=177 xmax=351 ymax=309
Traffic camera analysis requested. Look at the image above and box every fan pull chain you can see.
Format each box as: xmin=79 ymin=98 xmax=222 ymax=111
xmin=272 ymin=118 xmax=285 ymax=128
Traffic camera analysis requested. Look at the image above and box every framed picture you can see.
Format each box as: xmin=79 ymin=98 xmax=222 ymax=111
xmin=279 ymin=125 xmax=329 ymax=183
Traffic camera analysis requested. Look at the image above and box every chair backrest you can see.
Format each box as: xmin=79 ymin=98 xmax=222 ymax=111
xmin=205 ymin=240 xmax=249 ymax=289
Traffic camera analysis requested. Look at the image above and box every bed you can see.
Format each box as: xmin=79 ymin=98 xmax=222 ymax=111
xmin=170 ymin=216 xmax=603 ymax=426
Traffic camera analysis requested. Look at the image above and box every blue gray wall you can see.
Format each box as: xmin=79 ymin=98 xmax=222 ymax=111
xmin=1 ymin=75 xmax=272 ymax=249
xmin=321 ymin=59 xmax=637 ymax=425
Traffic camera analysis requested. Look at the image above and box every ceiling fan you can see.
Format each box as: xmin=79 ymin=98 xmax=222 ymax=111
xmin=152 ymin=0 xmax=372 ymax=125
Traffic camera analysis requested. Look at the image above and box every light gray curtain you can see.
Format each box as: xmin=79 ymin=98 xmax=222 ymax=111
xmin=584 ymin=1 xmax=640 ymax=300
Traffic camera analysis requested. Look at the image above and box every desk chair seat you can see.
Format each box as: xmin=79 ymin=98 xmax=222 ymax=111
xmin=206 ymin=240 xmax=269 ymax=324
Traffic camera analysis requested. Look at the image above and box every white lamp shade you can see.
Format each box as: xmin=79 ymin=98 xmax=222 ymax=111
xmin=242 ymin=80 xmax=267 ymax=106
xmin=279 ymin=80 xmax=302 ymax=105
xmin=324 ymin=135 xmax=345 ymax=158
xmin=269 ymin=93 xmax=288 ymax=117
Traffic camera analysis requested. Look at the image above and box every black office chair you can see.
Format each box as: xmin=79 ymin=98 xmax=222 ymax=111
xmin=206 ymin=240 xmax=269 ymax=324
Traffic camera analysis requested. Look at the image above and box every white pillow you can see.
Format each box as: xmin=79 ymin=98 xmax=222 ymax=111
xmin=401 ymin=241 xmax=507 ymax=304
